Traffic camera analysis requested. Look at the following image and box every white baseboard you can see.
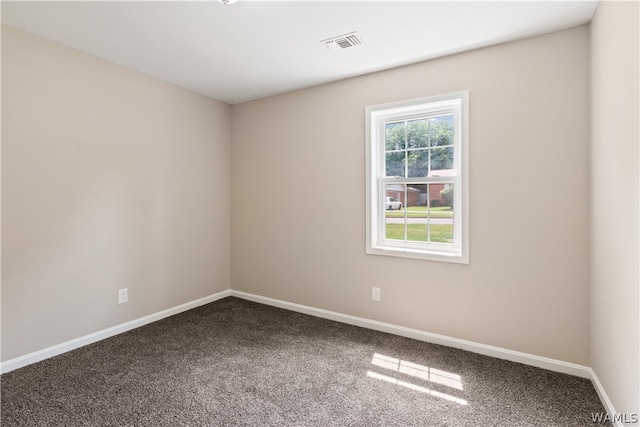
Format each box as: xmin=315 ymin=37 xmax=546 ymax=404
xmin=0 ymin=289 xmax=231 ymax=374
xmin=590 ymin=369 xmax=626 ymax=427
xmin=230 ymin=290 xmax=592 ymax=379
xmin=3 ymin=287 xmax=617 ymax=422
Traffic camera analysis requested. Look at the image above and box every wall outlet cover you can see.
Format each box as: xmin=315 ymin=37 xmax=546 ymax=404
xmin=118 ymin=288 xmax=128 ymax=304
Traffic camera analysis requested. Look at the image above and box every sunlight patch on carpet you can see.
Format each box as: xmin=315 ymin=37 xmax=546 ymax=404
xmin=367 ymin=353 xmax=467 ymax=405
xmin=366 ymin=371 xmax=468 ymax=406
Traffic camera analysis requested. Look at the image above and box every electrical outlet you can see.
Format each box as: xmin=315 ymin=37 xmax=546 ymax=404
xmin=372 ymin=287 xmax=381 ymax=302
xmin=118 ymin=288 xmax=128 ymax=304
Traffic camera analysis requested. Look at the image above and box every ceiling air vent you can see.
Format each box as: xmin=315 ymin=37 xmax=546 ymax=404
xmin=322 ymin=32 xmax=364 ymax=52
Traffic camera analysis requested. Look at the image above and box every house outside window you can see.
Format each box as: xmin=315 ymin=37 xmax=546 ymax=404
xmin=366 ymin=91 xmax=469 ymax=263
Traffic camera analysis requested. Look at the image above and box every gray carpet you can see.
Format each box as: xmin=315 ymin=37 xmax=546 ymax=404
xmin=1 ymin=297 xmax=608 ymax=426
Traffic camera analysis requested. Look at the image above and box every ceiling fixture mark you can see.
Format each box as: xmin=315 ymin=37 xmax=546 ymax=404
xmin=322 ymin=31 xmax=364 ymax=52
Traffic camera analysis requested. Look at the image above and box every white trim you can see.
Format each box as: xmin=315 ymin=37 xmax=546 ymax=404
xmin=2 ymin=287 xmax=617 ymax=417
xmin=0 ymin=289 xmax=231 ymax=374
xmin=230 ymin=290 xmax=591 ymax=379
xmin=589 ymin=369 xmax=625 ymax=427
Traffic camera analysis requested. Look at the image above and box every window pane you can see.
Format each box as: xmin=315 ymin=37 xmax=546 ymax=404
xmin=407 ymin=119 xmax=428 ymax=148
xmin=385 ymin=184 xmax=406 ymax=240
xmin=412 ymin=184 xmax=429 ymax=208
xmin=386 ymin=152 xmax=405 ymax=177
xmin=430 ymin=115 xmax=454 ymax=147
xmin=429 ymin=224 xmax=454 ymax=243
xmin=404 ymin=184 xmax=428 ymax=243
xmin=407 ymin=222 xmax=428 ymax=242
xmin=429 ymin=184 xmax=454 ymax=244
xmin=385 ymin=223 xmax=406 ymax=241
xmin=385 ymin=184 xmax=405 ymax=209
xmin=430 ymin=147 xmax=454 ymax=172
xmin=385 ymin=122 xmax=405 ymax=151
xmin=407 ymin=149 xmax=429 ymax=177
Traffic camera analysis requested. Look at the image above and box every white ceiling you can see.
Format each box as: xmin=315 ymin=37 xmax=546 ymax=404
xmin=1 ymin=1 xmax=599 ymax=104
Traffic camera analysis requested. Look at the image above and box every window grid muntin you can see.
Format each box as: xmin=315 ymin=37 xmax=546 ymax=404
xmin=384 ymin=113 xmax=455 ymax=179
xmin=381 ymin=179 xmax=456 ymax=247
xmin=381 ymin=108 xmax=458 ymax=248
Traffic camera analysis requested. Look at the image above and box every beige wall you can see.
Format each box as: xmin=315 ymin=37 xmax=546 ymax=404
xmin=231 ymin=26 xmax=591 ymax=364
xmin=590 ymin=0 xmax=640 ymax=418
xmin=1 ymin=26 xmax=231 ymax=361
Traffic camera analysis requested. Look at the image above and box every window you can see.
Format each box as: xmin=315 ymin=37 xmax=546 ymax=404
xmin=366 ymin=91 xmax=469 ymax=263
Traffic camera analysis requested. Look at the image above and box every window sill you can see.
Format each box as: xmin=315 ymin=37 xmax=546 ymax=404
xmin=366 ymin=245 xmax=469 ymax=264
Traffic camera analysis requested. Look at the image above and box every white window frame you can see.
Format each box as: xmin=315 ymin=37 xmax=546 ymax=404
xmin=366 ymin=91 xmax=469 ymax=263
